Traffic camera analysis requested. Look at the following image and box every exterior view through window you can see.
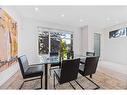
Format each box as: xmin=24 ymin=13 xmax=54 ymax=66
xmin=38 ymin=27 xmax=73 ymax=59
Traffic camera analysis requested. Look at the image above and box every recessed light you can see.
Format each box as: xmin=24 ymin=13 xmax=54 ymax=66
xmin=80 ymin=19 xmax=83 ymax=22
xmin=106 ymin=17 xmax=110 ymax=21
xmin=35 ymin=7 xmax=39 ymax=11
xmin=61 ymin=14 xmax=65 ymax=17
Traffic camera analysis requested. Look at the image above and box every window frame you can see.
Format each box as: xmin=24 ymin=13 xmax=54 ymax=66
xmin=38 ymin=27 xmax=73 ymax=55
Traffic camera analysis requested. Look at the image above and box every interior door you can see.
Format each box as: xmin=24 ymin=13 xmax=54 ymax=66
xmin=94 ymin=33 xmax=101 ymax=56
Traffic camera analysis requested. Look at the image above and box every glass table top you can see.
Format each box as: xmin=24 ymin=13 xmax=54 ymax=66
xmin=40 ymin=56 xmax=60 ymax=64
xmin=39 ymin=55 xmax=88 ymax=64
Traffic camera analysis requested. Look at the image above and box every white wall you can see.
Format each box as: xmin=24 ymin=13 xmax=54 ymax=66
xmin=0 ymin=7 xmax=22 ymax=86
xmin=80 ymin=26 xmax=88 ymax=55
xmin=101 ymin=23 xmax=127 ymax=65
xmin=80 ymin=25 xmax=101 ymax=56
xmin=19 ymin=17 xmax=82 ymax=64
xmin=100 ymin=22 xmax=127 ymax=75
xmin=79 ymin=22 xmax=127 ymax=78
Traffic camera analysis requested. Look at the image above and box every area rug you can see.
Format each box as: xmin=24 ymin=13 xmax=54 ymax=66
xmin=20 ymin=75 xmax=103 ymax=90
xmin=1 ymin=70 xmax=126 ymax=89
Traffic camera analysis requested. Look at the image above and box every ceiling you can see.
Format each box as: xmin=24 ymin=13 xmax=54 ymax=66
xmin=13 ymin=6 xmax=127 ymax=29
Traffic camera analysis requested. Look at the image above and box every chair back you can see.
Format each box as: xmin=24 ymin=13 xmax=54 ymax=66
xmin=83 ymin=56 xmax=99 ymax=76
xmin=60 ymin=58 xmax=80 ymax=84
xmin=18 ymin=55 xmax=29 ymax=78
xmin=86 ymin=52 xmax=95 ymax=56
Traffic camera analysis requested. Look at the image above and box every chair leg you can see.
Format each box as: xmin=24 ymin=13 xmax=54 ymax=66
xmin=19 ymin=77 xmax=42 ymax=90
xmin=53 ymin=73 xmax=56 ymax=89
xmin=69 ymin=82 xmax=76 ymax=89
xmin=50 ymin=70 xmax=51 ymax=76
xmin=19 ymin=81 xmax=25 ymax=89
xmin=74 ymin=80 xmax=84 ymax=90
xmin=90 ymin=74 xmax=92 ymax=78
xmin=53 ymin=71 xmax=76 ymax=90
xmin=49 ymin=66 xmax=52 ymax=76
xmin=85 ymin=76 xmax=100 ymax=90
xmin=41 ymin=75 xmax=43 ymax=89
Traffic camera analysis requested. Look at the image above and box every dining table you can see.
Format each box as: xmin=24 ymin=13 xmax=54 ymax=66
xmin=40 ymin=55 xmax=88 ymax=89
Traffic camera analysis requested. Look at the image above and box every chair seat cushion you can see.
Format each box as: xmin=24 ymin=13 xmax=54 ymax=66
xmin=24 ymin=65 xmax=43 ymax=78
xmin=80 ymin=58 xmax=86 ymax=63
xmin=79 ymin=64 xmax=86 ymax=76
xmin=79 ymin=64 xmax=85 ymax=71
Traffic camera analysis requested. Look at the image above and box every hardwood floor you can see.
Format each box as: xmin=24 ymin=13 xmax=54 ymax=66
xmin=0 ymin=67 xmax=127 ymax=89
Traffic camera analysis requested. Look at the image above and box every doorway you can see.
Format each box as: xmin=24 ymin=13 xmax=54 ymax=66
xmin=94 ymin=33 xmax=101 ymax=56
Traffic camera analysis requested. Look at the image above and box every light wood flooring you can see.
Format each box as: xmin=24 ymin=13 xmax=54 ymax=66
xmin=0 ymin=67 xmax=127 ymax=89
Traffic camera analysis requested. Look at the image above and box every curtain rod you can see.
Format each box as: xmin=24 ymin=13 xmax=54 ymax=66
xmin=37 ymin=26 xmax=74 ymax=33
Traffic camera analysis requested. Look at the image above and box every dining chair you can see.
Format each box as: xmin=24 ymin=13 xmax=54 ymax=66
xmin=53 ymin=58 xmax=80 ymax=89
xmin=79 ymin=56 xmax=100 ymax=89
xmin=86 ymin=52 xmax=95 ymax=56
xmin=18 ymin=55 xmax=43 ymax=89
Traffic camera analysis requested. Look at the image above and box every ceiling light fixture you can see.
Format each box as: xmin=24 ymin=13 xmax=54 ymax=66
xmin=61 ymin=14 xmax=65 ymax=17
xmin=106 ymin=17 xmax=110 ymax=21
xmin=35 ymin=7 xmax=39 ymax=11
xmin=80 ymin=19 xmax=83 ymax=22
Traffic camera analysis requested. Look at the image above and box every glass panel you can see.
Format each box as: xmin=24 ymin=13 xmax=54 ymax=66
xmin=50 ymin=32 xmax=72 ymax=39
xmin=39 ymin=31 xmax=49 ymax=38
xmin=62 ymin=39 xmax=73 ymax=51
xmin=38 ymin=31 xmax=49 ymax=54
xmin=60 ymin=33 xmax=66 ymax=38
xmin=38 ymin=28 xmax=73 ymax=56
xmin=60 ymin=39 xmax=73 ymax=60
xmin=50 ymin=32 xmax=61 ymax=38
xmin=50 ymin=38 xmax=61 ymax=53
xmin=65 ymin=33 xmax=72 ymax=39
xmin=60 ymin=33 xmax=72 ymax=39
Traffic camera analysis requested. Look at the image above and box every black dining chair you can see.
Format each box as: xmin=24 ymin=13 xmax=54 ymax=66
xmin=79 ymin=56 xmax=100 ymax=89
xmin=49 ymin=52 xmax=61 ymax=75
xmin=53 ymin=58 xmax=80 ymax=89
xmin=86 ymin=52 xmax=95 ymax=56
xmin=18 ymin=55 xmax=43 ymax=89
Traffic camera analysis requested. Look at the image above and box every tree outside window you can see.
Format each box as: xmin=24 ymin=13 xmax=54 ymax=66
xmin=38 ymin=29 xmax=73 ymax=59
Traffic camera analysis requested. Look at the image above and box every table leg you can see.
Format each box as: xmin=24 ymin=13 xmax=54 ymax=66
xmin=45 ymin=64 xmax=48 ymax=89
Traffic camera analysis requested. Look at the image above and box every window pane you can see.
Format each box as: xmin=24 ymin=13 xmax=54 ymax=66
xmin=60 ymin=33 xmax=72 ymax=39
xmin=51 ymin=38 xmax=60 ymax=53
xmin=38 ymin=31 xmax=49 ymax=54
xmin=50 ymin=32 xmax=61 ymax=38
xmin=38 ymin=29 xmax=73 ymax=56
xmin=60 ymin=39 xmax=73 ymax=60
xmin=40 ymin=31 xmax=49 ymax=38
xmin=65 ymin=33 xmax=72 ymax=39
xmin=62 ymin=39 xmax=73 ymax=51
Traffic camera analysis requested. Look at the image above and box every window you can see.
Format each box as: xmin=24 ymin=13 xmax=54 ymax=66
xmin=50 ymin=38 xmax=61 ymax=53
xmin=38 ymin=27 xmax=73 ymax=57
xmin=109 ymin=27 xmax=127 ymax=38
xmin=38 ymin=31 xmax=49 ymax=54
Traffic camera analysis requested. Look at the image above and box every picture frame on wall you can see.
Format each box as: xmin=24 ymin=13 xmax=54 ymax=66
xmin=0 ymin=8 xmax=18 ymax=72
xmin=109 ymin=27 xmax=127 ymax=38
